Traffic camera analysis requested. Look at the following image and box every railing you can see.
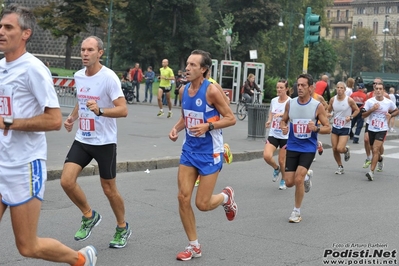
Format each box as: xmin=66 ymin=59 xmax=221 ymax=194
xmin=53 ymin=76 xmax=77 ymax=107
xmin=329 ymin=17 xmax=353 ymax=23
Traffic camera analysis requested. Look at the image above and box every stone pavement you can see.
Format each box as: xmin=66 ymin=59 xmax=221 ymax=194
xmin=45 ymin=101 xmax=399 ymax=180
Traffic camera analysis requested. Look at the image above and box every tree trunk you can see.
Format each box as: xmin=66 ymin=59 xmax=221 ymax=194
xmin=64 ymin=36 xmax=73 ymax=69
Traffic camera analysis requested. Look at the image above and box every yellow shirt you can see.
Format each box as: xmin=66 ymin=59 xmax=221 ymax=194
xmin=208 ymin=77 xmax=217 ymax=84
xmin=159 ymin=67 xmax=174 ymax=87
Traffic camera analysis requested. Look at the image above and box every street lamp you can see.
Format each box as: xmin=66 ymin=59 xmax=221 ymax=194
xmin=382 ymin=14 xmax=389 ymax=73
xmin=105 ymin=0 xmax=113 ymax=67
xmin=349 ymin=27 xmax=356 ymax=77
xmin=278 ymin=12 xmax=304 ymax=80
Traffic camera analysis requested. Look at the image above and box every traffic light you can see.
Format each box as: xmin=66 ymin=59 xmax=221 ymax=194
xmin=304 ymin=7 xmax=320 ymax=46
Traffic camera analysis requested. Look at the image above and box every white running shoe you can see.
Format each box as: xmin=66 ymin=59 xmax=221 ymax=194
xmin=79 ymin=245 xmax=97 ymax=266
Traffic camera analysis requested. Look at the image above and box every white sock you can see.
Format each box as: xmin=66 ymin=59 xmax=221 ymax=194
xmin=221 ymin=193 xmax=228 ymax=204
xmin=160 ymin=109 xmax=163 ymax=112
xmin=189 ymin=240 xmax=199 ymax=247
xmin=293 ymin=207 xmax=300 ymax=213
xmin=168 ymin=110 xmax=172 ymax=113
xmin=304 ymin=174 xmax=309 ymax=181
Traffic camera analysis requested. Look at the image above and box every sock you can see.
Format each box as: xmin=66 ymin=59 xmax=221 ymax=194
xmin=366 ymin=156 xmax=371 ymax=160
xmin=189 ymin=240 xmax=199 ymax=248
xmin=221 ymin=193 xmax=228 ymax=204
xmin=160 ymin=109 xmax=163 ymax=112
xmin=304 ymin=174 xmax=309 ymax=181
xmin=72 ymin=252 xmax=85 ymax=266
xmin=293 ymin=207 xmax=300 ymax=213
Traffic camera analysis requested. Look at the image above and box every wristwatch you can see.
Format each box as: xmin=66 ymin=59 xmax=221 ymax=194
xmin=97 ymin=108 xmax=104 ymax=116
xmin=208 ymin=122 xmax=214 ymax=131
xmin=316 ymin=125 xmax=321 ymax=133
xmin=3 ymin=116 xmax=13 ymax=129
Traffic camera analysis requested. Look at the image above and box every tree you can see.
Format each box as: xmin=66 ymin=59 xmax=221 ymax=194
xmin=210 ymin=13 xmax=240 ymax=60
xmin=306 ymin=38 xmax=337 ymax=79
xmin=34 ymin=0 xmax=127 ymax=69
xmin=332 ymin=27 xmax=381 ymax=78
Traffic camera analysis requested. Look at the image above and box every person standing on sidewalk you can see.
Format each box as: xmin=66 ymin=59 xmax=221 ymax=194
xmin=157 ymin=59 xmax=174 ymax=118
xmin=280 ymin=73 xmax=331 ymax=223
xmin=264 ymin=79 xmax=290 ymax=190
xmin=129 ymin=63 xmax=143 ymax=102
xmin=144 ymin=66 xmax=155 ymax=103
xmin=0 ymin=5 xmax=97 ymax=265
xmin=327 ymin=81 xmax=359 ymax=175
xmin=61 ymin=36 xmax=131 ymax=249
xmin=169 ymin=50 xmax=237 ymax=260
xmin=362 ymin=82 xmax=398 ymax=181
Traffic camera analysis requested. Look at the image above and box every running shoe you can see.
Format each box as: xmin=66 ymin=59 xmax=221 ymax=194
xmin=335 ymin=166 xmax=344 ymax=175
xmin=304 ymin=170 xmax=313 ymax=193
xmin=74 ymin=210 xmax=102 ymax=241
xmin=223 ymin=143 xmax=233 ymax=164
xmin=194 ymin=176 xmax=200 ymax=187
xmin=279 ymin=179 xmax=287 ymax=190
xmin=157 ymin=110 xmax=164 ymax=117
xmin=167 ymin=111 xmax=173 ymax=118
xmin=109 ymin=223 xmax=132 ymax=248
xmin=344 ymin=146 xmax=350 ymax=162
xmin=222 ymin=186 xmax=237 ymax=221
xmin=317 ymin=141 xmax=323 ymax=155
xmin=366 ymin=171 xmax=374 ymax=181
xmin=363 ymin=159 xmax=371 ymax=168
xmin=272 ymin=166 xmax=280 ymax=182
xmin=288 ymin=210 xmax=302 ymax=223
xmin=176 ymin=245 xmax=202 ymax=261
xmin=377 ymin=157 xmax=384 ymax=172
xmin=78 ymin=245 xmax=97 ymax=266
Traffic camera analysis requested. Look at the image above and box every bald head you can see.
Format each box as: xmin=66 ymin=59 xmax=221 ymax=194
xmin=321 ymin=75 xmax=328 ymax=82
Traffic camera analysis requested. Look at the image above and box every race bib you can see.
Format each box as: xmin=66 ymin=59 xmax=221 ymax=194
xmin=333 ymin=116 xmax=346 ymax=129
xmin=292 ymin=119 xmax=312 ymax=139
xmin=369 ymin=113 xmax=385 ymax=130
xmin=184 ymin=110 xmax=205 ymax=138
xmin=0 ymin=85 xmax=13 ymax=116
xmin=271 ymin=116 xmax=282 ymax=132
xmin=79 ymin=111 xmax=96 ymax=138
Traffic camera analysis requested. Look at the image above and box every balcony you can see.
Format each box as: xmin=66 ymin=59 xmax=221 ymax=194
xmin=329 ymin=17 xmax=353 ymax=24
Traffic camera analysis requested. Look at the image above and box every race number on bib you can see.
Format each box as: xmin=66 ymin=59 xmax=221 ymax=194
xmin=79 ymin=111 xmax=96 ymax=138
xmin=184 ymin=110 xmax=205 ymax=138
xmin=271 ymin=116 xmax=282 ymax=132
xmin=333 ymin=116 xmax=346 ymax=129
xmin=292 ymin=119 xmax=312 ymax=139
xmin=0 ymin=96 xmax=12 ymax=116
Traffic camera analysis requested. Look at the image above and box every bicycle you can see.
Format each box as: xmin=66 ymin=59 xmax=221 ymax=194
xmin=236 ymin=90 xmax=261 ymax=121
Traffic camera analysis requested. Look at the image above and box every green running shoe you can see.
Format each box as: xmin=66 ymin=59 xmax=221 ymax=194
xmin=74 ymin=210 xmax=102 ymax=241
xmin=109 ymin=222 xmax=132 ymax=248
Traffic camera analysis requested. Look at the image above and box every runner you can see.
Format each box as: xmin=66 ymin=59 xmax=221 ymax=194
xmin=362 ymin=82 xmax=398 ymax=180
xmin=264 ymin=79 xmax=290 ymax=190
xmin=327 ymin=81 xmax=359 ymax=174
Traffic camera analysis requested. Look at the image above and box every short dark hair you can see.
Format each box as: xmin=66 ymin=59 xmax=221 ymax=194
xmin=297 ymin=73 xmax=314 ymax=86
xmin=191 ymin=49 xmax=212 ymax=78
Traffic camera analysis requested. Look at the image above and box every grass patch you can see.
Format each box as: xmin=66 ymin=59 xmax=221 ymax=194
xmin=50 ymin=68 xmax=76 ymax=77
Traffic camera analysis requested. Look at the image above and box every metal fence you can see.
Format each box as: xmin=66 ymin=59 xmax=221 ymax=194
xmin=53 ymin=76 xmax=77 ymax=107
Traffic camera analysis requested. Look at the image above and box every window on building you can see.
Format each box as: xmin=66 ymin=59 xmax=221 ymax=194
xmin=337 ymin=10 xmax=340 ymax=19
xmin=346 ymin=10 xmax=349 ymax=18
xmin=327 ymin=10 xmax=330 ymax=18
xmin=374 ymin=6 xmax=379 ymax=14
xmin=373 ymin=20 xmax=378 ymax=34
xmin=357 ymin=7 xmax=365 ymax=14
xmin=397 ymin=19 xmax=399 ymax=34
xmin=386 ymin=6 xmax=392 ymax=14
xmin=357 ymin=20 xmax=363 ymax=28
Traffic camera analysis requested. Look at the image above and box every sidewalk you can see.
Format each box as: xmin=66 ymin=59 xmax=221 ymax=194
xmin=46 ymin=96 xmax=399 ymax=180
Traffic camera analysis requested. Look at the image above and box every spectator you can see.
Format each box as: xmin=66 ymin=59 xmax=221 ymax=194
xmin=129 ymin=63 xmax=143 ymax=102
xmin=314 ymin=74 xmax=331 ymax=102
xmin=144 ymin=66 xmax=155 ymax=103
xmin=242 ymin=73 xmax=261 ymax=103
xmin=174 ymin=70 xmax=186 ymax=106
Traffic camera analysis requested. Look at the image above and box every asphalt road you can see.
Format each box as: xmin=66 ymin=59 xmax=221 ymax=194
xmin=1 ymin=144 xmax=398 ymax=265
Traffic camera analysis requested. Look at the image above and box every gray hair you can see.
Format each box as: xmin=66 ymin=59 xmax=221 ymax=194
xmin=83 ymin=36 xmax=104 ymax=51
xmin=1 ymin=4 xmax=36 ymax=43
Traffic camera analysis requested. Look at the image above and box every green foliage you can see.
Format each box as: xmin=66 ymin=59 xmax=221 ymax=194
xmin=210 ymin=12 xmax=240 ymax=59
xmin=263 ymin=76 xmax=281 ymax=102
xmin=307 ymin=38 xmax=337 ymax=79
xmin=50 ymin=68 xmax=75 ymax=77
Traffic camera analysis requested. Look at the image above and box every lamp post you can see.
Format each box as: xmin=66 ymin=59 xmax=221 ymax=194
xmin=382 ymin=14 xmax=389 ymax=73
xmin=105 ymin=0 xmax=113 ymax=67
xmin=278 ymin=12 xmax=304 ymax=80
xmin=349 ymin=27 xmax=356 ymax=77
